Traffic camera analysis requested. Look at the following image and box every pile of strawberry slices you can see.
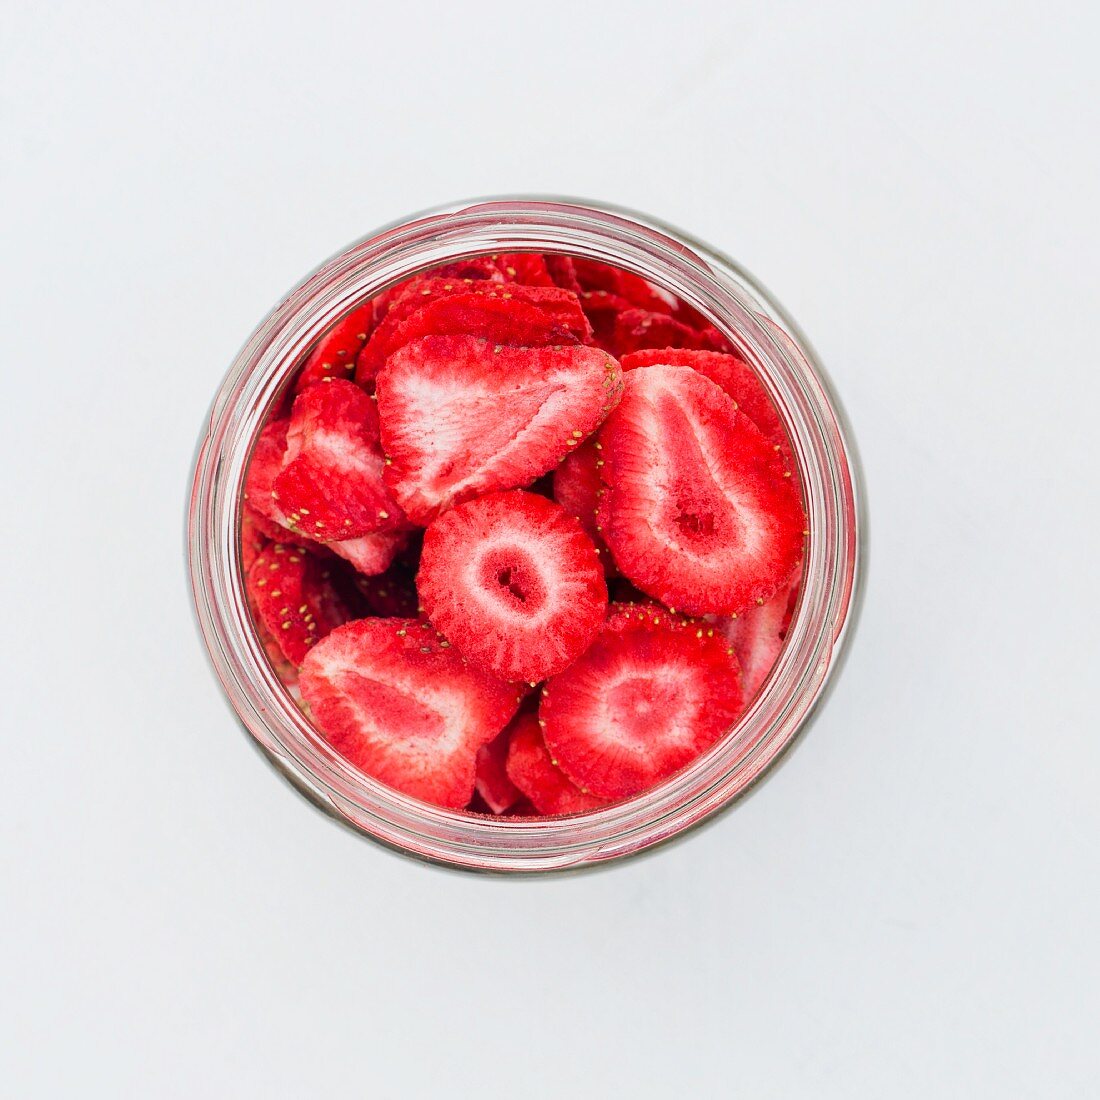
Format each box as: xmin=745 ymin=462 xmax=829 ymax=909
xmin=241 ymin=253 xmax=806 ymax=815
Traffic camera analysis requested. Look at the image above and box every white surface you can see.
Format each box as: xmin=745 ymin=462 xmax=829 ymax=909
xmin=3 ymin=2 xmax=1098 ymax=1096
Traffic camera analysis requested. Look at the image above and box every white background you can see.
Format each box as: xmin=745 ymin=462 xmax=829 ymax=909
xmin=3 ymin=2 xmax=1098 ymax=1096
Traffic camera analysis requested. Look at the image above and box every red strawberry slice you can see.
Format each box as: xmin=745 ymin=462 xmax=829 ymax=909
xmin=362 ymin=293 xmax=579 ymax=382
xmin=541 ymin=603 xmax=744 ymax=800
xmin=328 ymin=528 xmax=409 ymax=577
xmin=293 ymin=302 xmax=375 ymax=392
xmin=598 ymin=364 xmax=805 ymax=616
xmin=254 ymin=615 xmax=300 ymax=689
xmin=299 ymin=617 xmax=523 ymax=809
xmin=418 ymin=491 xmax=608 ymax=682
xmin=474 ymin=725 xmax=523 ymax=814
xmin=273 ymin=380 xmax=407 ymax=542
xmin=621 ymin=347 xmax=789 ymax=456
xmin=357 ymin=281 xmax=592 ymax=383
xmin=246 ymin=543 xmax=353 ymax=666
xmin=505 ymin=710 xmax=608 ymax=815
xmin=552 ymin=438 xmax=617 ymax=576
xmin=421 ymin=256 xmax=505 ymax=282
xmin=345 ymin=552 xmax=421 ymax=617
xmin=243 ymin=418 xmax=292 ymax=531
xmin=496 ymin=252 xmax=556 ymax=287
xmin=545 ymin=254 xmax=582 ymax=293
xmin=243 ymin=413 xmax=405 ymax=569
xmin=377 ymin=335 xmax=623 ymax=524
xmin=573 ymin=258 xmax=678 ymax=316
xmin=716 ymin=569 xmax=801 ymax=702
xmin=579 ymin=288 xmax=634 ymax=351
xmin=240 ymin=510 xmax=269 ymax=574
xmin=612 ymin=308 xmax=729 ymax=356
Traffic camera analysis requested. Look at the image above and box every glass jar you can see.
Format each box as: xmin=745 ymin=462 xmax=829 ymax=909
xmin=188 ymin=197 xmax=862 ymax=873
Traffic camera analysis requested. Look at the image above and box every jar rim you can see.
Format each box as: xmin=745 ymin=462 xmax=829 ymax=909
xmin=188 ymin=196 xmax=863 ymax=873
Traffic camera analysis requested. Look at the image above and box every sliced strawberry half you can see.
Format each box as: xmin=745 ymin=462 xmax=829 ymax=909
xmin=579 ymin=288 xmax=634 ymax=351
xmin=378 ymin=335 xmax=622 ymax=524
xmin=418 ymin=490 xmax=607 ymax=682
xmin=299 ymin=617 xmax=523 ymax=809
xmin=621 ymin=347 xmax=789 ymax=457
xmin=599 ymin=364 xmax=805 ymax=616
xmin=496 ymin=252 xmax=556 ymax=287
xmin=573 ymin=258 xmax=678 ymax=316
xmin=246 ymin=543 xmax=353 ymax=666
xmin=716 ymin=569 xmax=801 ymax=702
xmin=273 ymin=379 xmax=407 ymax=542
xmin=545 ymin=254 xmax=582 ymax=293
xmin=552 ymin=438 xmax=616 ymax=576
xmin=612 ymin=308 xmax=729 ymax=356
xmin=474 ymin=725 xmax=523 ymax=814
xmin=360 ymin=293 xmax=578 ymax=382
xmin=294 ymin=302 xmax=375 ymax=392
xmin=505 ymin=710 xmax=608 ymax=815
xmin=240 ymin=510 xmax=269 ymax=574
xmin=328 ymin=528 xmax=409 ymax=577
xmin=540 ymin=603 xmax=744 ymax=800
xmin=421 ymin=256 xmax=505 ymax=282
xmin=243 ymin=417 xmax=292 ymax=531
xmin=357 ymin=281 xmax=591 ymax=382
xmin=344 ymin=549 xmax=421 ymax=617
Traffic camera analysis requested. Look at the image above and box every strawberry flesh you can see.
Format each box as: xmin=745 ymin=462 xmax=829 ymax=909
xmin=274 ymin=379 xmax=407 ymax=541
xmin=377 ymin=335 xmax=622 ymax=524
xmin=294 ymin=302 xmax=375 ymax=391
xmin=612 ymin=308 xmax=729 ymax=356
xmin=418 ymin=490 xmax=608 ymax=682
xmin=505 ymin=710 xmax=608 ymax=815
xmin=716 ymin=569 xmax=801 ymax=702
xmin=299 ymin=618 xmax=523 ymax=809
xmin=496 ymin=252 xmax=556 ymax=287
xmin=540 ymin=603 xmax=744 ymax=799
xmin=474 ymin=725 xmax=523 ymax=814
xmin=621 ymin=347 xmax=790 ymax=458
xmin=599 ymin=364 xmax=804 ymax=616
xmin=246 ymin=543 xmax=352 ymax=666
xmin=357 ymin=280 xmax=591 ymax=382
xmin=552 ymin=438 xmax=617 ymax=576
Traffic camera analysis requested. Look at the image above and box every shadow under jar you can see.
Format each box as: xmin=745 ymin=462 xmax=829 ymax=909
xmin=188 ymin=197 xmax=862 ymax=873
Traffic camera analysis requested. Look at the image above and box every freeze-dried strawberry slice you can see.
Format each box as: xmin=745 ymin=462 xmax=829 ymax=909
xmin=246 ymin=543 xmax=352 ymax=666
xmin=254 ymin=615 xmax=300 ymax=689
xmin=474 ymin=725 xmax=523 ymax=814
xmin=599 ymin=365 xmax=804 ymax=616
xmin=294 ymin=302 xmax=375 ymax=391
xmin=273 ymin=380 xmax=406 ymax=541
xmin=545 ymin=254 xmax=582 ymax=293
xmin=378 ymin=336 xmax=622 ymax=523
xmin=328 ymin=528 xmax=408 ymax=577
xmin=421 ymin=257 xmax=504 ymax=282
xmin=579 ymin=289 xmax=634 ymax=350
xmin=612 ymin=308 xmax=728 ymax=356
xmin=573 ymin=258 xmax=678 ymax=315
xmin=717 ymin=570 xmax=801 ymax=702
xmin=496 ymin=252 xmax=555 ymax=287
xmin=621 ymin=348 xmax=789 ymax=454
xmin=243 ymin=418 xmax=292 ymax=530
xmin=552 ymin=438 xmax=616 ymax=576
xmin=505 ymin=710 xmax=608 ymax=815
xmin=299 ymin=618 xmax=523 ymax=809
xmin=418 ymin=491 xmax=607 ymax=682
xmin=240 ymin=511 xmax=268 ymax=574
xmin=541 ymin=604 xmax=744 ymax=800
xmin=345 ymin=553 xmax=421 ymax=618
xmin=363 ymin=294 xmax=577 ymax=379
xmin=357 ymin=282 xmax=591 ymax=382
